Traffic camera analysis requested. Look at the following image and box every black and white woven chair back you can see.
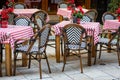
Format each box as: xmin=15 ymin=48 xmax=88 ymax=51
xmin=14 ymin=2 xmax=26 ymax=9
xmin=13 ymin=16 xmax=30 ymax=26
xmin=35 ymin=15 xmax=45 ymax=30
xmin=58 ymin=1 xmax=68 ymax=8
xmin=102 ymin=12 xmax=116 ymax=23
xmin=63 ymin=24 xmax=85 ymax=45
xmin=81 ymin=14 xmax=92 ymax=23
xmin=39 ymin=24 xmax=51 ymax=48
xmin=85 ymin=9 xmax=98 ymax=22
xmin=34 ymin=10 xmax=48 ymax=22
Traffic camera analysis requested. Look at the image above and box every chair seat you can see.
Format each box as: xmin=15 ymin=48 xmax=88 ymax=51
xmin=49 ymin=35 xmax=55 ymax=41
xmin=67 ymin=42 xmax=87 ymax=50
xmin=98 ymin=38 xmax=117 ymax=45
xmin=16 ymin=45 xmax=45 ymax=54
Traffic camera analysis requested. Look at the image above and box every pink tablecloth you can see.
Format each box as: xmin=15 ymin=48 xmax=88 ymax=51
xmin=53 ymin=21 xmax=100 ymax=44
xmin=0 ymin=9 xmax=39 ymax=18
xmin=57 ymin=8 xmax=88 ymax=19
xmin=103 ymin=20 xmax=120 ymax=29
xmin=0 ymin=25 xmax=33 ymax=48
xmin=13 ymin=9 xmax=40 ymax=18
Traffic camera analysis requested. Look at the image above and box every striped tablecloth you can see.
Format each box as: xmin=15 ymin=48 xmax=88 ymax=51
xmin=0 ymin=25 xmax=33 ymax=48
xmin=103 ymin=20 xmax=120 ymax=29
xmin=53 ymin=21 xmax=100 ymax=44
xmin=57 ymin=8 xmax=88 ymax=19
xmin=13 ymin=9 xmax=40 ymax=18
xmin=0 ymin=9 xmax=39 ymax=17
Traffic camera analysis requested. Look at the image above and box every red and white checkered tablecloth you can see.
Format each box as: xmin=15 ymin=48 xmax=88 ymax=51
xmin=57 ymin=8 xmax=88 ymax=19
xmin=0 ymin=25 xmax=33 ymax=49
xmin=53 ymin=21 xmax=100 ymax=44
xmin=103 ymin=20 xmax=120 ymax=29
xmin=13 ymin=9 xmax=39 ymax=18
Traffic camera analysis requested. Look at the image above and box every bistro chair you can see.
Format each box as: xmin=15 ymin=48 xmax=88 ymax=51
xmin=30 ymin=10 xmax=47 ymax=28
xmin=85 ymin=9 xmax=98 ymax=22
xmin=13 ymin=24 xmax=51 ymax=79
xmin=57 ymin=1 xmax=69 ymax=21
xmin=14 ymin=2 xmax=27 ymax=9
xmin=102 ymin=12 xmax=116 ymax=24
xmin=13 ymin=16 xmax=31 ymax=26
xmin=94 ymin=27 xmax=120 ymax=65
xmin=35 ymin=15 xmax=64 ymax=55
xmin=30 ymin=10 xmax=48 ymax=23
xmin=62 ymin=23 xmax=92 ymax=72
xmin=81 ymin=14 xmax=92 ymax=23
xmin=57 ymin=1 xmax=68 ymax=8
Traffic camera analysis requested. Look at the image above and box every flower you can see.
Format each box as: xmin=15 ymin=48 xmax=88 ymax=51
xmin=72 ymin=6 xmax=84 ymax=18
xmin=67 ymin=0 xmax=75 ymax=10
xmin=1 ymin=0 xmax=14 ymax=20
xmin=116 ymin=7 xmax=120 ymax=16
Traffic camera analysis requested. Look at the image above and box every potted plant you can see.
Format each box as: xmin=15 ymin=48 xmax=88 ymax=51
xmin=108 ymin=0 xmax=120 ymax=13
xmin=0 ymin=0 xmax=14 ymax=28
xmin=72 ymin=6 xmax=84 ymax=24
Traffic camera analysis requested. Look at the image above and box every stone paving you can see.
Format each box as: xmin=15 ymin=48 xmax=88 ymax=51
xmin=1 ymin=45 xmax=120 ymax=80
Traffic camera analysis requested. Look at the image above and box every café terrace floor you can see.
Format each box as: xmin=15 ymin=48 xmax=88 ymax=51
xmin=1 ymin=44 xmax=120 ymax=80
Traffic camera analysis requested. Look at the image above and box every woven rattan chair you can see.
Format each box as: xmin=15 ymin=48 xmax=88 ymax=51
xmin=14 ymin=2 xmax=27 ymax=9
xmin=13 ymin=24 xmax=51 ymax=79
xmin=102 ymin=12 xmax=116 ymax=24
xmin=13 ymin=16 xmax=31 ymax=26
xmin=57 ymin=1 xmax=68 ymax=8
xmin=94 ymin=27 xmax=120 ymax=65
xmin=85 ymin=9 xmax=98 ymax=22
xmin=30 ymin=10 xmax=48 ymax=29
xmin=62 ymin=23 xmax=92 ymax=73
xmin=57 ymin=1 xmax=69 ymax=21
xmin=81 ymin=14 xmax=92 ymax=22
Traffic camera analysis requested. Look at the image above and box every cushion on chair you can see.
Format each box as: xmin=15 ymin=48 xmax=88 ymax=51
xmin=98 ymin=38 xmax=117 ymax=45
xmin=16 ymin=45 xmax=45 ymax=54
xmin=67 ymin=42 xmax=87 ymax=49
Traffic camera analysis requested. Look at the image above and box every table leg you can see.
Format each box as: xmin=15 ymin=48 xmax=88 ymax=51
xmin=22 ymin=41 xmax=28 ymax=67
xmin=55 ymin=35 xmax=60 ymax=63
xmin=22 ymin=54 xmax=27 ymax=67
xmin=5 ymin=43 xmax=12 ymax=76
xmin=107 ymin=33 xmax=111 ymax=53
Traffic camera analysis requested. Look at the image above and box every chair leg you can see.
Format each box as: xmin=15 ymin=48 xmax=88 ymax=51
xmin=38 ymin=55 xmax=42 ymax=79
xmin=28 ymin=54 xmax=31 ymax=69
xmin=45 ymin=52 xmax=51 ymax=73
xmin=13 ymin=53 xmax=17 ymax=76
xmin=79 ymin=52 xmax=83 ymax=73
xmin=62 ymin=49 xmax=67 ymax=72
xmin=60 ymin=38 xmax=64 ymax=56
xmin=94 ymin=44 xmax=98 ymax=65
xmin=99 ymin=44 xmax=102 ymax=59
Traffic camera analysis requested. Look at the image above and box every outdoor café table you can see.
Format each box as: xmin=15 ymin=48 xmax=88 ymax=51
xmin=0 ymin=25 xmax=33 ymax=76
xmin=13 ymin=9 xmax=40 ymax=18
xmin=57 ymin=8 xmax=88 ymax=19
xmin=53 ymin=21 xmax=100 ymax=66
xmin=0 ymin=9 xmax=39 ymax=18
xmin=103 ymin=20 xmax=120 ymax=29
